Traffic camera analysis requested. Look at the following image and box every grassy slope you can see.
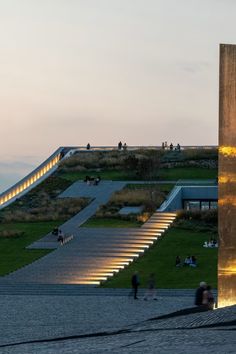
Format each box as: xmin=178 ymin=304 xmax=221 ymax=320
xmin=102 ymin=227 xmax=217 ymax=289
xmin=59 ymin=167 xmax=217 ymax=182
xmin=0 ymin=221 xmax=63 ymax=276
xmin=59 ymin=170 xmax=134 ymax=182
xmin=126 ymin=183 xmax=174 ymax=192
xmin=158 ymin=167 xmax=218 ymax=180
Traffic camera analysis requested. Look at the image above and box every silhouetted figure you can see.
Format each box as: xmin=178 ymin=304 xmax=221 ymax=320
xmin=162 ymin=142 xmax=165 ymax=150
xmin=118 ymin=141 xmax=122 ymax=150
xmin=57 ymin=229 xmax=64 ymax=245
xmin=195 ymin=281 xmax=207 ymax=306
xmin=175 ymin=256 xmax=181 ymax=267
xmin=170 ymin=143 xmax=173 ymax=150
xmin=164 ymin=141 xmax=168 ymax=149
xmin=131 ymin=271 xmax=140 ymax=299
xmin=190 ymin=255 xmax=197 ymax=267
xmin=123 ymin=143 xmax=127 ymax=151
xmin=86 ymin=143 xmax=91 ymax=150
xmin=84 ymin=175 xmax=90 ymax=183
xmin=177 ymin=143 xmax=181 ymax=151
xmin=52 ymin=227 xmax=59 ymax=236
xmin=184 ymin=256 xmax=191 ymax=266
xmin=144 ymin=273 xmax=157 ymax=300
xmin=94 ymin=176 xmax=101 ymax=185
xmin=202 ymin=285 xmax=215 ymax=310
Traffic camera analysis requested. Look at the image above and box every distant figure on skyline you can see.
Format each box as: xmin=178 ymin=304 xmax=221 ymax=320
xmin=162 ymin=142 xmax=165 ymax=150
xmin=170 ymin=143 xmax=173 ymax=150
xmin=123 ymin=142 xmax=127 ymax=151
xmin=177 ymin=143 xmax=181 ymax=151
xmin=86 ymin=143 xmax=91 ymax=150
xmin=118 ymin=141 xmax=122 ymax=150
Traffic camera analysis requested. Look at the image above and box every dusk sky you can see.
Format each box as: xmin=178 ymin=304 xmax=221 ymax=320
xmin=0 ymin=0 xmax=235 ymax=191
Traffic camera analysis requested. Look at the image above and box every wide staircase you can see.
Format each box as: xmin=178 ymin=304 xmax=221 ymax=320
xmin=2 ymin=212 xmax=176 ymax=286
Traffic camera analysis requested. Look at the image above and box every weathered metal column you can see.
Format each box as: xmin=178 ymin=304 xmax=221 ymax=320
xmin=218 ymin=43 xmax=236 ymax=307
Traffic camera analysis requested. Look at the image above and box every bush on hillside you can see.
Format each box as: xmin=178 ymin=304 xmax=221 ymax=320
xmin=0 ymin=230 xmax=25 ymax=238
xmin=0 ymin=198 xmax=90 ymax=223
xmin=177 ymin=209 xmax=217 ymax=223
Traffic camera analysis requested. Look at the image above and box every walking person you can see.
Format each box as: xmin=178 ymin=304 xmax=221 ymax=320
xmin=144 ymin=273 xmax=157 ymax=300
xmin=131 ymin=271 xmax=140 ymax=299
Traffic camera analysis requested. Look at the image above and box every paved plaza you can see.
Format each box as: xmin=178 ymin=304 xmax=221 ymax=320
xmin=0 ymin=293 xmax=235 ymax=354
xmin=1 ymin=180 xmax=235 ymax=353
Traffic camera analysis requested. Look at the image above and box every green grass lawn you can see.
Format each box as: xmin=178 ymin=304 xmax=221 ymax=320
xmin=58 ymin=170 xmax=136 ymax=182
xmin=126 ymin=183 xmax=174 ymax=193
xmin=82 ymin=217 xmax=141 ymax=228
xmin=59 ymin=167 xmax=217 ymax=182
xmin=0 ymin=221 xmax=63 ymax=276
xmin=101 ymin=227 xmax=217 ymax=289
xmin=158 ymin=167 xmax=218 ymax=180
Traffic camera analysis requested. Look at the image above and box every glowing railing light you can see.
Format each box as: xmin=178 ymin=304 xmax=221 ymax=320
xmin=0 ymin=153 xmax=61 ymax=207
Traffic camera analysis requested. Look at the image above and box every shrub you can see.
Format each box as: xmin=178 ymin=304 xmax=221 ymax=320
xmin=177 ymin=209 xmax=217 ymax=223
xmin=0 ymin=230 xmax=25 ymax=238
xmin=0 ymin=198 xmax=90 ymax=223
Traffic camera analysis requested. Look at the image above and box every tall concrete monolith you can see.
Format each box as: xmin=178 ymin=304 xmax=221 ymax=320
xmin=218 ymin=43 xmax=236 ymax=307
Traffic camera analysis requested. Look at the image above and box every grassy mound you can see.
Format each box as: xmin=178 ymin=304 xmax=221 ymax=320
xmin=0 ymin=222 xmax=62 ymax=276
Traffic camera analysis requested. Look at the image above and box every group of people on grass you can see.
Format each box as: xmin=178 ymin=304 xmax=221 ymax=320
xmin=203 ymin=238 xmax=218 ymax=248
xmin=175 ymin=255 xmax=197 ymax=267
xmin=84 ymin=175 xmax=101 ymax=186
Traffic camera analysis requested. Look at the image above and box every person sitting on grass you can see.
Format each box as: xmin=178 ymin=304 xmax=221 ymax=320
xmin=175 ymin=255 xmax=181 ymax=267
xmin=190 ymin=255 xmax=197 ymax=267
xmin=52 ymin=227 xmax=59 ymax=236
xmin=184 ymin=256 xmax=191 ymax=266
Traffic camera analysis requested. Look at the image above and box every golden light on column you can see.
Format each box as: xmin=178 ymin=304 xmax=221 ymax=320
xmin=218 ymin=44 xmax=236 ymax=307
